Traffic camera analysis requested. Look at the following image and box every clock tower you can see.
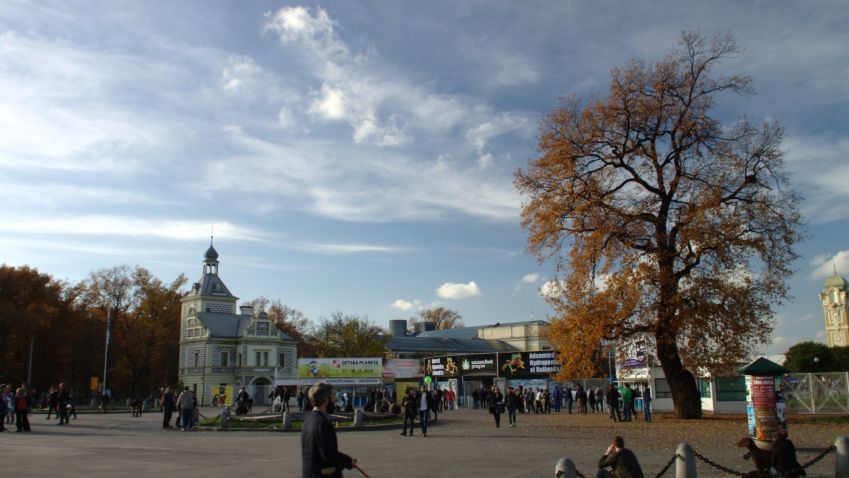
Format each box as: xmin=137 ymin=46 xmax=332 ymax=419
xmin=819 ymin=268 xmax=849 ymax=347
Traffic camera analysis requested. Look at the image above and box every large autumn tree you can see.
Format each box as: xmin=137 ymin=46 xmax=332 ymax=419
xmin=515 ymin=32 xmax=803 ymax=418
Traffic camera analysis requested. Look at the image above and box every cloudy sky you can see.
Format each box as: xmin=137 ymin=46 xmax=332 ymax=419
xmin=2 ymin=1 xmax=848 ymax=353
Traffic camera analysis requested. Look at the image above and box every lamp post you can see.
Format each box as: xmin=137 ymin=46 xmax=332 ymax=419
xmin=102 ymin=306 xmax=112 ymax=399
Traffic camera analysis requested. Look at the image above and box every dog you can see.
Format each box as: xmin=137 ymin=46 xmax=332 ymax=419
xmin=737 ymin=437 xmax=771 ymax=478
xmin=131 ymin=399 xmax=144 ymax=417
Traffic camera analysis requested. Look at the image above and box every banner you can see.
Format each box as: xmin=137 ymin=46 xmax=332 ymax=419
xmin=211 ymin=385 xmax=233 ymax=406
xmin=426 ymin=356 xmax=460 ymax=378
xmin=499 ymin=351 xmax=560 ymax=377
xmin=622 ymin=340 xmax=648 ymax=369
xmin=459 ymin=354 xmax=497 ymax=376
xmin=748 ymin=375 xmax=779 ymax=441
xmin=382 ymin=359 xmax=423 ymax=379
xmin=298 ymin=358 xmax=382 ymax=379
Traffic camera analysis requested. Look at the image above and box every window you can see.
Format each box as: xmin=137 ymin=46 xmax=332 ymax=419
xmin=194 ymin=352 xmax=200 ymax=367
xmin=256 ymin=321 xmax=269 ymax=336
xmin=279 ymin=352 xmax=286 ymax=368
xmin=255 ymin=351 xmax=260 ymax=366
xmin=698 ymin=378 xmax=712 ymax=398
xmin=238 ymin=353 xmax=242 ymax=367
xmin=715 ymin=377 xmax=746 ymax=402
xmin=262 ymin=351 xmax=269 ymax=366
xmin=654 ymin=378 xmax=672 ymax=399
xmin=255 ymin=351 xmax=269 ymax=367
xmin=220 ymin=352 xmax=229 ymax=367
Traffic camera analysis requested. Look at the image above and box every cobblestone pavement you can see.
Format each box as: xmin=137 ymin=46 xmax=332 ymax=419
xmin=0 ymin=408 xmax=841 ymax=477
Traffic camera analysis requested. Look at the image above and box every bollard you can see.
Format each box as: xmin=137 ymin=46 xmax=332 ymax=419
xmin=282 ymin=411 xmax=293 ymax=430
xmin=676 ymin=443 xmax=697 ymax=478
xmin=837 ymin=436 xmax=849 ymax=478
xmin=219 ymin=407 xmax=229 ymax=430
xmin=352 ymin=408 xmax=364 ymax=428
xmin=554 ymin=457 xmax=577 ymax=478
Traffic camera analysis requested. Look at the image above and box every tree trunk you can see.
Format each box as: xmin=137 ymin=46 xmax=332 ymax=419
xmin=656 ymin=333 xmax=702 ymax=419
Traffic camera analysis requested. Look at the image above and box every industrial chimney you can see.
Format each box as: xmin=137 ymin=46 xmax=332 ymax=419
xmin=389 ymin=319 xmax=407 ymax=337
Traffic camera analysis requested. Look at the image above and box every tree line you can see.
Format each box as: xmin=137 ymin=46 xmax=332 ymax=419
xmin=2 ymin=264 xmax=449 ymax=400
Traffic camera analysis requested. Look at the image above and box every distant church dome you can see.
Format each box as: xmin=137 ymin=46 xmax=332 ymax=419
xmin=204 ymin=244 xmax=219 ymax=261
xmin=823 ymin=274 xmax=848 ymax=290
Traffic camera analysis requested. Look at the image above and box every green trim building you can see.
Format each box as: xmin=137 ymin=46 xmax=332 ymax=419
xmin=178 ymin=243 xmax=298 ymax=406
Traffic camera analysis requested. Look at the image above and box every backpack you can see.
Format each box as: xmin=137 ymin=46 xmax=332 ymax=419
xmin=17 ymin=396 xmax=28 ymax=412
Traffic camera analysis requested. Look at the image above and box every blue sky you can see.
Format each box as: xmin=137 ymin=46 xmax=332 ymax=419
xmin=2 ymin=1 xmax=848 ymax=354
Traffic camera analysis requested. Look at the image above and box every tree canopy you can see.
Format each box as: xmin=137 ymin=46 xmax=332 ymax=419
xmin=784 ymin=341 xmax=847 ymax=372
xmin=408 ymin=306 xmax=464 ymax=332
xmin=515 ymin=32 xmax=803 ymax=418
xmin=307 ymin=312 xmax=387 ymax=357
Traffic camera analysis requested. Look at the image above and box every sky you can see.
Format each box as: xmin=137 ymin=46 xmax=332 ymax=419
xmin=1 ymin=1 xmax=848 ymax=354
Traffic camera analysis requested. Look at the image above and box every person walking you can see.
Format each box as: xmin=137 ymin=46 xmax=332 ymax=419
xmin=14 ymin=387 xmax=31 ymax=432
xmin=606 ymin=384 xmax=621 ymax=422
xmin=176 ymin=386 xmax=194 ymax=431
xmin=642 ymin=386 xmax=652 ymax=422
xmin=161 ymin=387 xmax=175 ymax=429
xmin=577 ymin=385 xmax=588 ymax=414
xmin=565 ymin=387 xmax=574 ymax=414
xmin=46 ymin=386 xmax=58 ymax=420
xmin=417 ymin=385 xmax=432 ymax=437
xmin=506 ymin=386 xmax=520 ymax=428
xmin=3 ymin=385 xmax=13 ymax=426
xmin=620 ymin=385 xmax=633 ymax=422
xmin=301 ymin=383 xmax=356 ymax=478
xmin=552 ymin=386 xmax=562 ymax=413
xmin=400 ymin=389 xmax=416 ymax=436
xmin=595 ymin=387 xmax=604 ymax=413
xmin=488 ymin=386 xmax=504 ymax=428
xmin=588 ymin=386 xmax=597 ymax=413
xmin=56 ymin=383 xmax=70 ymax=425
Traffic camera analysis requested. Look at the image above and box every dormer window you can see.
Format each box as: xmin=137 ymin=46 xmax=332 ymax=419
xmin=256 ymin=321 xmax=269 ymax=336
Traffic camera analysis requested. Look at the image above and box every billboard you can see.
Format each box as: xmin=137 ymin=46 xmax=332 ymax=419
xmin=298 ymin=358 xmax=383 ymax=379
xmin=382 ymin=359 xmax=423 ymax=379
xmin=499 ymin=351 xmax=560 ymax=377
xmin=622 ymin=340 xmax=648 ymax=369
xmin=459 ymin=354 xmax=497 ymax=376
xmin=426 ymin=356 xmax=460 ymax=378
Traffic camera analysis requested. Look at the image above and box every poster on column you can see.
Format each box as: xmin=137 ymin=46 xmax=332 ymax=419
xmin=749 ymin=376 xmax=779 ymax=441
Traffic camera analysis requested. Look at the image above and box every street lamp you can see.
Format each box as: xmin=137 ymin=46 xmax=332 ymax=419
xmin=102 ymin=306 xmax=112 ymax=399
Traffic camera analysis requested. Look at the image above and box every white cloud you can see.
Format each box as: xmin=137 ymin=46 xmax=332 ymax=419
xmin=0 ymin=215 xmax=262 ymax=242
xmin=221 ymin=55 xmax=260 ymax=91
xmin=539 ymin=280 xmax=562 ymax=300
xmin=436 ymin=281 xmax=481 ymax=300
xmin=390 ymin=299 xmax=415 ymax=311
xmin=811 ymin=250 xmax=849 ymax=279
xmin=784 ymin=135 xmax=849 ymax=224
xmin=295 ymin=242 xmax=410 ymax=254
xmin=521 ymin=273 xmax=540 ymax=284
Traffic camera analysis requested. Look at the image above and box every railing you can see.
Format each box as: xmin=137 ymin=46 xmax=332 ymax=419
xmin=783 ymin=372 xmax=849 ymax=414
xmin=554 ymin=436 xmax=847 ymax=478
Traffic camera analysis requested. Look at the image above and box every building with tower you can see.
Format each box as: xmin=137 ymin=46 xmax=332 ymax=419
xmin=820 ymin=268 xmax=849 ymax=347
xmin=178 ymin=242 xmax=298 ymax=406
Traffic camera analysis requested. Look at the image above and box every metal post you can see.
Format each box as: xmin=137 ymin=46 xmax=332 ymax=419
xmin=102 ymin=307 xmax=112 ymax=398
xmin=554 ymin=457 xmax=577 ymax=478
xmin=676 ymin=443 xmax=697 ymax=478
xmin=26 ymin=339 xmax=34 ymax=385
xmin=836 ymin=436 xmax=849 ymax=478
xmin=808 ymin=372 xmax=816 ymax=413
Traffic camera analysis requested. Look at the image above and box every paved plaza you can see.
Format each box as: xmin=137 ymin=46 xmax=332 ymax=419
xmin=0 ymin=408 xmax=841 ymax=477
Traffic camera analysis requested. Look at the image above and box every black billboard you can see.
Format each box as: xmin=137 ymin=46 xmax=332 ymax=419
xmin=499 ymin=351 xmax=560 ymax=377
xmin=458 ymin=354 xmax=497 ymax=376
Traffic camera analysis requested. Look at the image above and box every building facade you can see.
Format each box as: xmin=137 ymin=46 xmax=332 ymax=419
xmin=178 ymin=244 xmax=298 ymax=406
xmin=820 ymin=271 xmax=849 ymax=347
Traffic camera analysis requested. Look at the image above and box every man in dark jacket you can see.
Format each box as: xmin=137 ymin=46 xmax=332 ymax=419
xmin=596 ymin=436 xmax=644 ymax=478
xmin=400 ymin=389 xmax=416 ymax=436
xmin=301 ymin=383 xmax=355 ymax=478
xmin=161 ymin=387 xmax=175 ymax=429
xmin=606 ymin=384 xmax=621 ymax=422
xmin=417 ymin=385 xmax=433 ymax=437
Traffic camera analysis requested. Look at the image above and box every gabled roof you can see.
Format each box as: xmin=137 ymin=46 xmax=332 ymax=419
xmin=738 ymin=357 xmax=790 ymax=375
xmin=385 ymin=336 xmax=518 ymax=354
xmin=195 ymin=273 xmax=236 ymax=299
xmin=195 ymin=313 xmax=296 ymax=341
xmin=197 ymin=312 xmax=251 ymax=338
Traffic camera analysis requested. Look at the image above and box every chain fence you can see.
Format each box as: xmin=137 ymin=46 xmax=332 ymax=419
xmin=568 ymin=443 xmax=836 ymax=478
